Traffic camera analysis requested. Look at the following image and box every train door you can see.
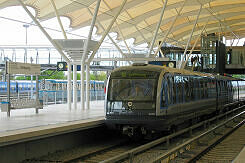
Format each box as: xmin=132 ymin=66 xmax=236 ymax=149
xmin=160 ymin=74 xmax=169 ymax=109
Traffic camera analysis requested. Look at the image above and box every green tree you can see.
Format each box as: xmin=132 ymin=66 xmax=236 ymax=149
xmin=16 ymin=70 xmax=65 ymax=80
xmin=232 ymin=74 xmax=245 ymax=79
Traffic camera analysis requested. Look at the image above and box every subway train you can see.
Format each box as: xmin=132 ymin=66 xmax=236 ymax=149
xmin=105 ymin=63 xmax=245 ymax=138
xmin=0 ymin=79 xmax=105 ymax=93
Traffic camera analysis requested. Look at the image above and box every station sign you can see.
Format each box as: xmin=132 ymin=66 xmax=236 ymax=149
xmin=7 ymin=61 xmax=41 ymax=75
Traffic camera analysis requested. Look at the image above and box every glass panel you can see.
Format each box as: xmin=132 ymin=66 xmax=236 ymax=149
xmin=109 ymin=79 xmax=156 ymax=101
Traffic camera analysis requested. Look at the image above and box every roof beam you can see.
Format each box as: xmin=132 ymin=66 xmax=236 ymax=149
xmin=182 ymin=18 xmax=209 ymax=69
xmin=80 ymin=0 xmax=101 ymax=110
xmin=197 ymin=0 xmax=239 ymax=40
xmin=17 ymin=0 xmax=70 ymax=64
xmin=181 ymin=4 xmax=202 ymax=69
xmin=154 ymin=0 xmax=186 ymax=57
xmin=86 ymin=8 xmax=131 ymax=64
xmin=87 ymin=0 xmax=127 ymax=63
xmin=49 ymin=0 xmax=67 ymax=39
xmin=103 ymin=0 xmax=132 ymax=54
xmin=147 ymin=0 xmax=168 ymax=57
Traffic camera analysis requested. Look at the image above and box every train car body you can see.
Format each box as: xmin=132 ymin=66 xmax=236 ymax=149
xmin=105 ymin=64 xmax=245 ymax=137
xmin=0 ymin=80 xmax=105 ymax=102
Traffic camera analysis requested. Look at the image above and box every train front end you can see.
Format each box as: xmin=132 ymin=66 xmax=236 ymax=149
xmin=105 ymin=65 xmax=162 ymax=137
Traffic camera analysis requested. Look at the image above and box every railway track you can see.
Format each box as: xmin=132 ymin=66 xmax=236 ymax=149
xmin=23 ymin=105 xmax=245 ymax=163
xmin=101 ymin=105 xmax=245 ymax=163
xmin=195 ymin=120 xmax=245 ymax=162
xmin=24 ymin=136 xmax=149 ymax=163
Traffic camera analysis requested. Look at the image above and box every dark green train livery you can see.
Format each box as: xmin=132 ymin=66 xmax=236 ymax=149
xmin=105 ymin=64 xmax=245 ymax=137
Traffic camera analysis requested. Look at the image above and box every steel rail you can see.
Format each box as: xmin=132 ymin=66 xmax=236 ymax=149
xmin=101 ymin=104 xmax=245 ymax=163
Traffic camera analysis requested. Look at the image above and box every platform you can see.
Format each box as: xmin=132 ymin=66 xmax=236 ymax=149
xmin=0 ymin=101 xmax=105 ymax=146
xmin=233 ymin=146 xmax=245 ymax=163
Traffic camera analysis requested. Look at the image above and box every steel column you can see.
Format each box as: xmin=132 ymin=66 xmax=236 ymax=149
xmin=86 ymin=64 xmax=90 ymax=109
xmin=73 ymin=64 xmax=77 ymax=109
xmin=154 ymin=0 xmax=186 ymax=57
xmin=35 ymin=75 xmax=39 ymax=114
xmin=81 ymin=0 xmax=101 ymax=110
xmin=147 ymin=0 xmax=168 ymax=57
xmin=87 ymin=0 xmax=127 ymax=63
xmin=181 ymin=5 xmax=202 ymax=69
xmin=67 ymin=63 xmax=72 ymax=110
xmin=81 ymin=65 xmax=85 ymax=109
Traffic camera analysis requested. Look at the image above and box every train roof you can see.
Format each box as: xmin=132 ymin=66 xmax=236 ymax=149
xmin=112 ymin=64 xmax=241 ymax=81
xmin=112 ymin=64 xmax=213 ymax=77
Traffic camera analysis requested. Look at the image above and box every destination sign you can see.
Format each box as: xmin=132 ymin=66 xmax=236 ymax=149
xmin=7 ymin=61 xmax=41 ymax=75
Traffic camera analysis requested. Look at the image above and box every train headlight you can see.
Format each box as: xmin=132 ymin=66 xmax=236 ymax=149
xmin=128 ymin=102 xmax=132 ymax=107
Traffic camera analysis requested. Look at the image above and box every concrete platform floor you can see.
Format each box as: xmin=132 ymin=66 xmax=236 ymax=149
xmin=0 ymin=100 xmax=104 ymax=133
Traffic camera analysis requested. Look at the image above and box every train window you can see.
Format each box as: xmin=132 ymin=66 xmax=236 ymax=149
xmin=189 ymin=77 xmax=194 ymax=100
xmin=109 ymin=79 xmax=156 ymax=102
xmin=199 ymin=79 xmax=204 ymax=98
xmin=172 ymin=76 xmax=176 ymax=103
xmin=194 ymin=77 xmax=200 ymax=100
xmin=167 ymin=76 xmax=171 ymax=105
xmin=161 ymin=80 xmax=166 ymax=107
xmin=183 ymin=76 xmax=190 ymax=102
xmin=174 ymin=75 xmax=183 ymax=103
xmin=203 ymin=78 xmax=207 ymax=98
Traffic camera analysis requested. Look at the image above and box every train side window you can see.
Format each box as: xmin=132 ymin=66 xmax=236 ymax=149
xmin=167 ymin=76 xmax=172 ymax=105
xmin=161 ymin=77 xmax=167 ymax=107
xmin=204 ymin=78 xmax=208 ymax=98
xmin=174 ymin=75 xmax=183 ymax=103
xmin=194 ymin=77 xmax=199 ymax=100
xmin=172 ymin=76 xmax=176 ymax=104
xmin=183 ymin=76 xmax=190 ymax=102
xmin=189 ymin=76 xmax=194 ymax=100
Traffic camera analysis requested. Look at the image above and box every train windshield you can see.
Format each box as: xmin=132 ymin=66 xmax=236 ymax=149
xmin=109 ymin=79 xmax=156 ymax=101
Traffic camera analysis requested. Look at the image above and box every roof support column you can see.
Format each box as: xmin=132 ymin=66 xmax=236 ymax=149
xmin=154 ymin=0 xmax=186 ymax=57
xmin=18 ymin=0 xmax=72 ymax=110
xmin=73 ymin=64 xmax=77 ymax=109
xmin=182 ymin=19 xmax=209 ymax=68
xmin=147 ymin=0 xmax=168 ymax=57
xmin=67 ymin=63 xmax=72 ymax=110
xmin=87 ymin=0 xmax=127 ymax=63
xmin=180 ymin=5 xmax=202 ymax=69
xmin=81 ymin=0 xmax=101 ymax=110
xmin=49 ymin=0 xmax=67 ymax=39
xmin=86 ymin=64 xmax=90 ymax=110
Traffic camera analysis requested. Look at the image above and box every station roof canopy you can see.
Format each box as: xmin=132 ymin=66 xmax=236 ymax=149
xmin=1 ymin=0 xmax=245 ymax=47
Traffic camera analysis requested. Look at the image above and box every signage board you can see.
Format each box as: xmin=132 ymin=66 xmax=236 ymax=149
xmin=7 ymin=62 xmax=41 ymax=75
